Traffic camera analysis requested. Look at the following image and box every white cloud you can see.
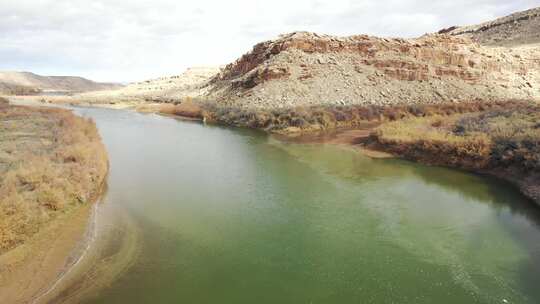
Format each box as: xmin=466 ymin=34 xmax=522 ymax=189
xmin=0 ymin=0 xmax=537 ymax=82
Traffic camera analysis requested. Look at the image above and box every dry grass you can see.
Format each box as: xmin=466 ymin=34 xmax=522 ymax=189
xmin=373 ymin=115 xmax=493 ymax=168
xmin=372 ymin=106 xmax=540 ymax=172
xmin=158 ymin=98 xmax=204 ymax=119
xmin=0 ymin=105 xmax=108 ymax=253
xmin=375 ymin=115 xmax=476 ymax=143
xmin=455 ymin=110 xmax=540 ymax=171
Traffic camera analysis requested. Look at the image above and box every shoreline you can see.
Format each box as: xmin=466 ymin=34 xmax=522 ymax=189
xmin=30 ymin=168 xmax=109 ymax=304
xmin=31 ymin=203 xmax=100 ymax=304
xmin=276 ymin=126 xmax=540 ymax=206
xmin=364 ymin=142 xmax=540 ymax=206
xmin=0 ymin=204 xmax=94 ymax=303
xmin=0 ymin=167 xmax=108 ymax=304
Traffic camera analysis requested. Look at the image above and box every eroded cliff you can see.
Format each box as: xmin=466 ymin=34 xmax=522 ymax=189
xmin=206 ymin=31 xmax=540 ymax=109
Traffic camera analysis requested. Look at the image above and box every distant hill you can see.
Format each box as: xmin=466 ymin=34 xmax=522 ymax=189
xmin=0 ymin=71 xmax=123 ymax=95
xmin=78 ymin=67 xmax=220 ymax=102
xmin=440 ymin=7 xmax=540 ymax=46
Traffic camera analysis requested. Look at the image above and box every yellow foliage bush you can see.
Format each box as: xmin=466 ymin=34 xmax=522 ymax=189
xmin=0 ymin=106 xmax=108 ymax=253
xmin=372 ymin=108 xmax=540 ymax=171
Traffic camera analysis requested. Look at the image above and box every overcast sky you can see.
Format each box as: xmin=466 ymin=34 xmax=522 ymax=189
xmin=0 ymin=0 xmax=538 ymax=82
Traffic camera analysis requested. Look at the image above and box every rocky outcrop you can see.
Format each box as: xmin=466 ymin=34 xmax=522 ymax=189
xmin=206 ymin=30 xmax=540 ymax=109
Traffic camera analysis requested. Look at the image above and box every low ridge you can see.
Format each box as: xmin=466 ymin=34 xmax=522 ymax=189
xmin=0 ymin=71 xmax=123 ymax=95
xmin=78 ymin=66 xmax=220 ymax=103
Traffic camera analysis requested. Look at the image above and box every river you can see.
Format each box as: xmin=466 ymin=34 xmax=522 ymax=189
xmin=44 ymin=106 xmax=540 ymax=304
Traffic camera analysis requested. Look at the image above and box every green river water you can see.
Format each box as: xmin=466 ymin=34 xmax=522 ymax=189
xmin=47 ymin=107 xmax=540 ymax=304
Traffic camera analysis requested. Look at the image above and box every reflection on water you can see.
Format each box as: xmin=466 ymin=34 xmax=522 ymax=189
xmin=47 ymin=107 xmax=540 ymax=304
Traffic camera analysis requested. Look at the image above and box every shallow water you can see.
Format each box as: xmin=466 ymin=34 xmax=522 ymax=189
xmin=51 ymin=107 xmax=540 ymax=304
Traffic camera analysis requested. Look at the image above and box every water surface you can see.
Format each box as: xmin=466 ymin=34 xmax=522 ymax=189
xmin=52 ymin=107 xmax=540 ymax=304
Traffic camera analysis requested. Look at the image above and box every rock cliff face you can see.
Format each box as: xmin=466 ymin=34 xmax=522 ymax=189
xmin=205 ymin=30 xmax=540 ymax=109
xmin=442 ymin=7 xmax=540 ymax=46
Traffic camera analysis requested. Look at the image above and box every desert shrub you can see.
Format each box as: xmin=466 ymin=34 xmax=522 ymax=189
xmin=174 ymin=99 xmax=534 ymax=135
xmin=373 ymin=115 xmax=493 ymax=168
xmin=158 ymin=100 xmax=203 ymax=119
xmin=289 ymin=117 xmax=307 ymax=127
xmin=158 ymin=104 xmax=177 ymax=114
xmin=373 ymin=106 xmax=540 ymax=172
xmin=454 ymin=109 xmax=540 ymax=171
xmin=173 ymin=101 xmax=203 ymax=118
xmin=407 ymin=105 xmax=425 ymax=117
xmin=0 ymin=105 xmax=108 ymax=253
xmin=36 ymin=185 xmax=65 ymax=211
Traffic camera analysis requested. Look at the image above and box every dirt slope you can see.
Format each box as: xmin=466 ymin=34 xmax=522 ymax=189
xmin=0 ymin=71 xmax=123 ymax=94
xmin=441 ymin=7 xmax=540 ymax=46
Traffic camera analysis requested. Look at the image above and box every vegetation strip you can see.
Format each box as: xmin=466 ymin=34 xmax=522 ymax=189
xmin=0 ymin=100 xmax=108 ymax=253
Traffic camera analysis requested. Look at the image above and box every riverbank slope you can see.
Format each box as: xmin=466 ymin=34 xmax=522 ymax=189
xmin=366 ymin=106 xmax=540 ymax=204
xmin=0 ymin=99 xmax=109 ymax=303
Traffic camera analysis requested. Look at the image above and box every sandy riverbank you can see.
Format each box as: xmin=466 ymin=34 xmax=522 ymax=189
xmin=0 ymin=204 xmax=95 ymax=303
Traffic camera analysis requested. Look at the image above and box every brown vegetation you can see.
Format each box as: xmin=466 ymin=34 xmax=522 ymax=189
xmin=199 ymin=100 xmax=533 ymax=133
xmin=158 ymin=98 xmax=204 ymax=119
xmin=0 ymin=105 xmax=108 ymax=253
